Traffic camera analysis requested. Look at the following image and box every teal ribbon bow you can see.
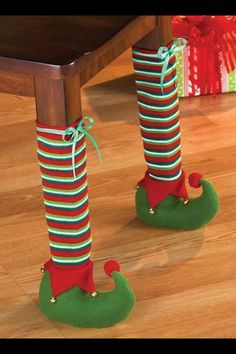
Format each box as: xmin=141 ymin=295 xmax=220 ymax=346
xmin=156 ymin=37 xmax=187 ymax=94
xmin=62 ymin=116 xmax=102 ymax=179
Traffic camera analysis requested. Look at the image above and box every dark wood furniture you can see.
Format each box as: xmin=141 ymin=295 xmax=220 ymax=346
xmin=0 ymin=16 xmax=172 ymax=126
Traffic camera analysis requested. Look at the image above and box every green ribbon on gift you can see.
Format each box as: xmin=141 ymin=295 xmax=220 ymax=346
xmin=37 ymin=116 xmax=102 ymax=180
xmin=156 ymin=37 xmax=187 ymax=94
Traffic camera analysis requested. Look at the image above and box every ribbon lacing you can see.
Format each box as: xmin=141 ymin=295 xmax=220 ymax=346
xmin=156 ymin=38 xmax=187 ymax=93
xmin=37 ymin=116 xmax=102 ymax=179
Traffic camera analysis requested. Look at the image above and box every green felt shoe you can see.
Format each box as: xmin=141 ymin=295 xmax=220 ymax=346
xmin=135 ymin=173 xmax=219 ymax=230
xmin=39 ymin=262 xmax=136 ymax=328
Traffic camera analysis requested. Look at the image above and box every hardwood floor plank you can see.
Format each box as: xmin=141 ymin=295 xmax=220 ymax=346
xmin=0 ymin=266 xmax=62 ymax=338
xmin=0 ymin=49 xmax=235 ymax=338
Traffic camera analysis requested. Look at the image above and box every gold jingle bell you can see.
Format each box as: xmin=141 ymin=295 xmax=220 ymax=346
xmin=91 ymin=291 xmax=98 ymax=298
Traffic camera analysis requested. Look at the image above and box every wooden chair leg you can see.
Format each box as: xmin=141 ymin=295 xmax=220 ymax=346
xmin=33 ymin=69 xmax=136 ymax=328
xmin=34 ymin=75 xmax=81 ymax=126
xmin=134 ymin=15 xmax=172 ymax=49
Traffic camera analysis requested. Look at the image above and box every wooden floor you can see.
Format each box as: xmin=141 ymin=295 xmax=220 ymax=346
xmin=0 ymin=49 xmax=236 ymax=338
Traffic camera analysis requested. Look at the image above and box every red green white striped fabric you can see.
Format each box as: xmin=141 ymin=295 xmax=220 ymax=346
xmin=132 ymin=44 xmax=189 ymax=208
xmin=36 ymin=120 xmax=91 ymax=267
xmin=132 ymin=46 xmax=182 ymax=181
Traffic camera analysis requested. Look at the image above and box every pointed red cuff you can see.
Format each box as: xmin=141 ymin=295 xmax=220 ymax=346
xmin=44 ymin=259 xmax=95 ymax=297
xmin=138 ymin=170 xmax=189 ymax=208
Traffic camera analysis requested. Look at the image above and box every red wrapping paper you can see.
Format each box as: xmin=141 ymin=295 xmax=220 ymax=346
xmin=172 ymin=16 xmax=236 ymax=96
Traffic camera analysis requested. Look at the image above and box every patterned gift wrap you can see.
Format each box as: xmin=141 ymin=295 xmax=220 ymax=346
xmin=175 ymin=47 xmax=236 ymax=97
xmin=172 ymin=16 xmax=236 ymax=97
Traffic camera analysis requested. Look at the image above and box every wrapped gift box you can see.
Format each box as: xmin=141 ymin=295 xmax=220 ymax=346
xmin=175 ymin=48 xmax=236 ymax=97
xmin=173 ymin=16 xmax=236 ymax=97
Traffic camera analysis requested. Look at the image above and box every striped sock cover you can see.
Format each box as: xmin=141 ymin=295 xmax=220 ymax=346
xmin=132 ymin=42 xmax=189 ymax=208
xmin=36 ymin=118 xmax=95 ymax=297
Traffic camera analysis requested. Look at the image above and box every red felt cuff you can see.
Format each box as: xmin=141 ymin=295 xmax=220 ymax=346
xmin=44 ymin=259 xmax=95 ymax=297
xmin=138 ymin=170 xmax=189 ymax=208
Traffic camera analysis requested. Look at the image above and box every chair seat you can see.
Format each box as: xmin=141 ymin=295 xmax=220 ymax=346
xmin=0 ymin=16 xmax=136 ymax=65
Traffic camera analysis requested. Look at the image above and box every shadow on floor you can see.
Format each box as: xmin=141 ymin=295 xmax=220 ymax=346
xmin=82 ymin=74 xmax=138 ymax=124
xmin=96 ymin=211 xmax=204 ymax=276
